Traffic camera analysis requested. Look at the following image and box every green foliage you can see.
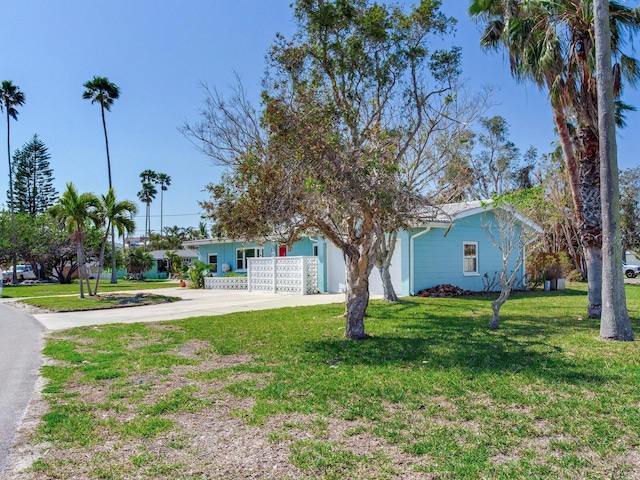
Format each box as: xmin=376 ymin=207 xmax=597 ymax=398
xmin=186 ymin=260 xmax=214 ymax=288
xmin=620 ymin=167 xmax=640 ymax=255
xmin=125 ymin=248 xmax=154 ymax=279
xmin=528 ymin=251 xmax=575 ymax=287
xmin=165 ymin=250 xmax=183 ymax=278
xmin=9 ymin=134 xmax=58 ymax=215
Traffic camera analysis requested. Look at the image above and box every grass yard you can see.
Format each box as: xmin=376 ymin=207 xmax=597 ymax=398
xmin=7 ymin=284 xmax=640 ymax=479
xmin=18 ymin=292 xmax=181 ymax=312
xmin=0 ymin=279 xmax=178 ymax=298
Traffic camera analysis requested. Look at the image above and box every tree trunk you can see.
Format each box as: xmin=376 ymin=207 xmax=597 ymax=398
xmin=343 ymin=236 xmax=378 ymax=340
xmin=379 ymin=263 xmax=399 ymax=302
xmin=552 ymin=105 xmax=583 ymax=226
xmin=77 ymin=240 xmax=85 ymax=299
xmin=93 ymin=223 xmax=111 ymax=295
xmin=585 ymin=245 xmax=602 ymax=318
xmin=489 ymin=286 xmax=512 ymax=331
xmin=579 ymin=127 xmax=603 ymax=318
xmin=594 ymin=0 xmax=633 ymax=340
xmin=376 ymin=231 xmax=399 ymax=302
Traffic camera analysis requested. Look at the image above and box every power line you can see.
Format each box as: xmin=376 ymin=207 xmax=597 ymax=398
xmin=133 ymin=212 xmax=203 ymax=218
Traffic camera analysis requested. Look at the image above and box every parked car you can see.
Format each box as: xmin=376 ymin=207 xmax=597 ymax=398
xmin=623 ymin=261 xmax=640 ymax=278
xmin=2 ymin=264 xmax=37 ymax=282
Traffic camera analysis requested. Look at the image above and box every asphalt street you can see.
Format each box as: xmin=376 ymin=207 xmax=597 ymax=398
xmin=0 ymin=303 xmax=44 ymax=474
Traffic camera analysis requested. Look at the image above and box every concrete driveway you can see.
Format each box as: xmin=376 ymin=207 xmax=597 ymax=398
xmin=28 ymin=287 xmax=346 ymax=331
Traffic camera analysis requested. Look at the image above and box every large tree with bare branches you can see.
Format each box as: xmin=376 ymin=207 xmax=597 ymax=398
xmin=184 ymin=0 xmax=459 ymax=338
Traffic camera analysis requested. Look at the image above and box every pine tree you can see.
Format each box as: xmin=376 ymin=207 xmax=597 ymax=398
xmin=9 ymin=134 xmax=58 ymax=214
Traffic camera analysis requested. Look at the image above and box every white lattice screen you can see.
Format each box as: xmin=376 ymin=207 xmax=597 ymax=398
xmin=204 ymin=276 xmax=248 ymax=290
xmin=248 ymin=256 xmax=318 ymax=295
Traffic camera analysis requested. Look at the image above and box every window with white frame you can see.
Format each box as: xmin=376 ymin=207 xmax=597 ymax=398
xmin=463 ymin=242 xmax=478 ymax=275
xmin=236 ymin=247 xmax=263 ymax=270
xmin=207 ymin=254 xmax=218 ymax=274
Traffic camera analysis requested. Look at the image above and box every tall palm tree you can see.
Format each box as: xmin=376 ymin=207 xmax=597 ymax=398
xmin=83 ymin=76 xmax=120 ymax=283
xmin=155 ymin=172 xmax=171 ymax=239
xmin=50 ymin=183 xmax=100 ymax=298
xmin=0 ymin=80 xmax=25 ymax=285
xmin=139 ymin=169 xmax=158 ymax=245
xmin=469 ymin=0 xmax=640 ymax=319
xmin=92 ymin=188 xmax=137 ymax=295
xmin=83 ymin=76 xmax=120 ymax=187
xmin=594 ymin=0 xmax=632 ymax=340
xmin=137 ymin=182 xmax=157 ymax=248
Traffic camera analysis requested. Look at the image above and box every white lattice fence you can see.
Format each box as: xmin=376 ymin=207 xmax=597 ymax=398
xmin=248 ymin=256 xmax=318 ymax=295
xmin=204 ymin=276 xmax=248 ymax=290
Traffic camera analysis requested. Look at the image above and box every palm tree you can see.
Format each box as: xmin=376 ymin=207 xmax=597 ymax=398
xmin=50 ymin=183 xmax=99 ymax=298
xmin=138 ymin=170 xmax=158 ymax=246
xmin=137 ymin=182 xmax=157 ymax=248
xmin=83 ymin=76 xmax=120 ymax=283
xmin=155 ymin=172 xmax=171 ymax=239
xmin=469 ymin=0 xmax=640 ymax=319
xmin=125 ymin=247 xmax=154 ymax=280
xmin=83 ymin=76 xmax=120 ymax=187
xmin=140 ymin=169 xmax=157 ymax=184
xmin=594 ymin=0 xmax=632 ymax=340
xmin=92 ymin=188 xmax=137 ymax=295
xmin=0 ymin=80 xmax=25 ymax=285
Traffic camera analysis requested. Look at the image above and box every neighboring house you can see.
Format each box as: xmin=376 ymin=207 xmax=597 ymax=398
xmin=184 ymin=201 xmax=540 ymax=295
xmin=146 ymin=249 xmax=200 ymax=279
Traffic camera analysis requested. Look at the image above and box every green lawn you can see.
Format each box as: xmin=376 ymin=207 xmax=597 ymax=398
xmin=1 ymin=279 xmax=178 ymax=298
xmin=17 ymin=284 xmax=640 ymax=479
xmin=19 ymin=292 xmax=181 ymax=312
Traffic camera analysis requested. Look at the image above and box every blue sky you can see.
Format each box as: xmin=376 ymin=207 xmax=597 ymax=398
xmin=1 ymin=1 xmax=639 ymax=237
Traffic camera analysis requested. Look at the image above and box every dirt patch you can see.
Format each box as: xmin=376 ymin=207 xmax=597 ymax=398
xmin=8 ymin=301 xmax=51 ymax=315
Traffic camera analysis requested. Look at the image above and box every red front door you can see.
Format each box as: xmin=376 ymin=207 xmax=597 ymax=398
xmin=279 ymin=245 xmax=287 ymax=257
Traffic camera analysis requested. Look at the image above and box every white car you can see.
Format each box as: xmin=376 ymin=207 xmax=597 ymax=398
xmin=2 ymin=265 xmax=37 ymax=282
xmin=623 ymin=262 xmax=640 ymax=279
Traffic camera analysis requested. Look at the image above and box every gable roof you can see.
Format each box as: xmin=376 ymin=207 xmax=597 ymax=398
xmin=425 ymin=200 xmax=542 ymax=234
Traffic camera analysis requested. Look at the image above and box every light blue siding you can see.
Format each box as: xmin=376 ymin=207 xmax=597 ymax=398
xmin=411 ymin=210 xmax=525 ymax=293
xmin=196 ymin=238 xmax=317 ymax=276
xmin=191 ymin=207 xmax=529 ymax=294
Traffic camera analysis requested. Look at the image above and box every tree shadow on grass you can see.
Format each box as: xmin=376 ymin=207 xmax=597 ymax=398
xmin=303 ymin=298 xmax=612 ymax=387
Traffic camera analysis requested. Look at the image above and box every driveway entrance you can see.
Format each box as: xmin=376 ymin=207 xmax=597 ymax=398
xmin=31 ymin=288 xmax=345 ymax=331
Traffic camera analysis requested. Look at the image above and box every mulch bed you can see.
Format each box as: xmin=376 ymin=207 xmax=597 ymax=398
xmin=415 ymin=284 xmax=475 ymax=297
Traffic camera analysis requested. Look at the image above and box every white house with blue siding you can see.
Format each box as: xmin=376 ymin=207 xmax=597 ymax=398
xmin=184 ymin=201 xmax=540 ymax=296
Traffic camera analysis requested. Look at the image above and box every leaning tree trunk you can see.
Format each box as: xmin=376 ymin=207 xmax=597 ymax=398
xmin=93 ymin=222 xmax=111 ymax=296
xmin=489 ymin=287 xmax=512 ymax=331
xmin=376 ymin=231 xmax=399 ymax=302
xmin=343 ymin=232 xmax=379 ymax=340
xmin=579 ymin=128 xmax=603 ymax=318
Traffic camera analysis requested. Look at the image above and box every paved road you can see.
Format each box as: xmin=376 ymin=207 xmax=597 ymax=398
xmin=0 ymin=304 xmax=44 ymax=474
